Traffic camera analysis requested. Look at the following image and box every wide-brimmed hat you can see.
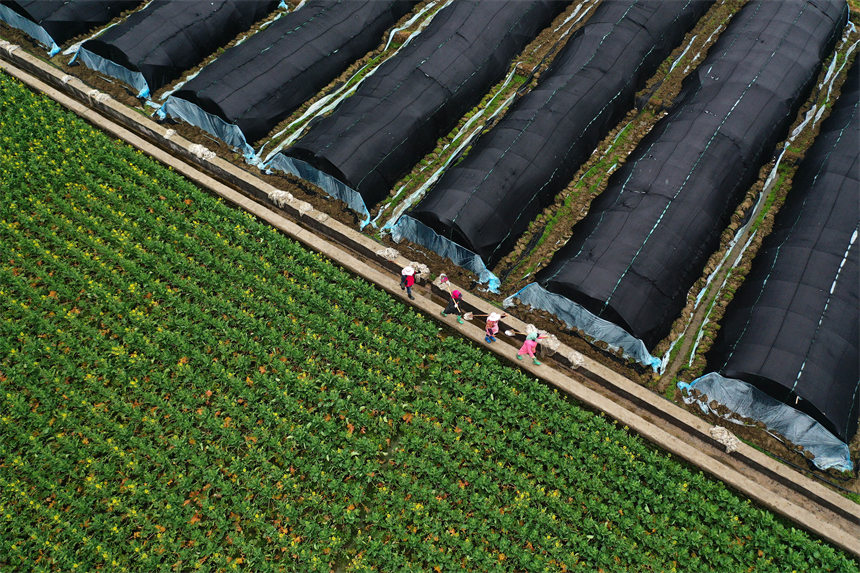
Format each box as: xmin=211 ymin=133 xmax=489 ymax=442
xmin=403 ymin=266 xmax=415 ymax=276
xmin=488 ymin=312 xmax=501 ymax=322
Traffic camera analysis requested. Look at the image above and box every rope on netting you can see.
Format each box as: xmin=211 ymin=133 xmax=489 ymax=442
xmin=348 ymin=4 xmax=561 ymax=194
xmin=419 ymin=0 xmax=599 ymax=217
xmin=263 ymin=1 xmax=450 ymax=161
xmin=789 ymin=227 xmax=857 ymax=392
xmin=454 ymin=0 xmax=637 ymax=253
xmin=484 ymin=0 xmax=700 ymax=266
xmin=600 ymin=2 xmax=838 ymax=323
xmin=719 ymin=74 xmax=858 ymax=374
xmin=675 ymin=30 xmax=859 ymax=370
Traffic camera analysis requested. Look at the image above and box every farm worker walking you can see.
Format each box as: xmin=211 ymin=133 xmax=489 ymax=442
xmin=485 ymin=312 xmax=504 ymax=343
xmin=400 ymin=265 xmax=416 ymax=300
xmin=441 ymin=289 xmax=465 ymax=324
xmin=517 ymin=331 xmax=547 ymax=365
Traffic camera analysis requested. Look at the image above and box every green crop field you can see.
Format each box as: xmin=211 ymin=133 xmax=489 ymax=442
xmin=0 ymin=71 xmax=855 ymax=572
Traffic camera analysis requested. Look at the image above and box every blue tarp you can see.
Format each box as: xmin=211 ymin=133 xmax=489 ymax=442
xmin=680 ymin=373 xmax=852 ymax=472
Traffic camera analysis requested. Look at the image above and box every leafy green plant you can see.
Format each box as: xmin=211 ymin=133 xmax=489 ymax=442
xmin=0 ymin=70 xmax=855 ymax=572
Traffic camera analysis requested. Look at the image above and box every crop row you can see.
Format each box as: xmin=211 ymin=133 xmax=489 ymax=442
xmin=0 ymin=71 xmax=855 ymax=571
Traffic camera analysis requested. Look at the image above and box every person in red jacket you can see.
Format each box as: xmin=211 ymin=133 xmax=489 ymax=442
xmin=400 ymin=265 xmax=416 ymax=300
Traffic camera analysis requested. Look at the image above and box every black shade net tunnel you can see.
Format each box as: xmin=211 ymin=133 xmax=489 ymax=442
xmin=0 ymin=0 xmax=141 ymax=55
xmin=268 ymin=0 xmax=569 ymax=223
xmin=509 ymin=0 xmax=848 ymax=369
xmin=73 ymin=0 xmax=278 ymax=97
xmin=700 ymin=56 xmax=859 ymax=449
xmin=398 ymin=0 xmax=714 ymax=283
xmin=159 ymin=0 xmax=416 ymax=157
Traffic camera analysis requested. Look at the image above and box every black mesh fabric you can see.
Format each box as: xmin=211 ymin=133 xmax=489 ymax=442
xmin=535 ymin=0 xmax=847 ymax=350
xmin=706 ymin=59 xmax=859 ymax=442
xmin=170 ymin=0 xmax=415 ymax=145
xmin=2 ymin=0 xmax=141 ymax=44
xmin=80 ymin=0 xmax=277 ymax=93
xmin=280 ymin=0 xmax=568 ymax=209
xmin=409 ymin=0 xmax=713 ymax=268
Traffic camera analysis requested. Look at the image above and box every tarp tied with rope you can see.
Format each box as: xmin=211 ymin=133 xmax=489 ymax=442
xmin=400 ymin=0 xmax=714 ymax=271
xmin=515 ymin=0 xmax=847 ymax=366
xmin=160 ymin=0 xmax=416 ymax=155
xmin=271 ymin=0 xmax=568 ymax=213
xmin=75 ymin=0 xmax=278 ymax=97
xmin=0 ymin=0 xmax=141 ymax=55
xmin=701 ymin=56 xmax=859 ymax=447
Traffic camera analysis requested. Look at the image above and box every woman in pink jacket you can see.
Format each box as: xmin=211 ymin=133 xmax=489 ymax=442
xmin=517 ymin=331 xmax=547 ymax=365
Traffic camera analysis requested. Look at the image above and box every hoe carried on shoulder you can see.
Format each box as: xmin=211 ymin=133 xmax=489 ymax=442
xmin=439 ymin=274 xmax=462 ymax=311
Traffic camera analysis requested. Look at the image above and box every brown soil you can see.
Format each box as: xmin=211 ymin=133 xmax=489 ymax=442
xmin=183 ymin=0 xmax=608 ymax=292
xmin=261 ymin=169 xmax=364 ymax=228
xmin=57 ymin=57 xmax=145 ymax=107
xmin=660 ymin=42 xmax=860 ymax=493
xmin=354 ymin=1 xmax=610 ymax=295
xmin=26 ymin=1 xmax=448 ymax=232
xmin=0 ymin=21 xmax=50 ymax=56
xmin=489 ymin=5 xmax=859 ymax=490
